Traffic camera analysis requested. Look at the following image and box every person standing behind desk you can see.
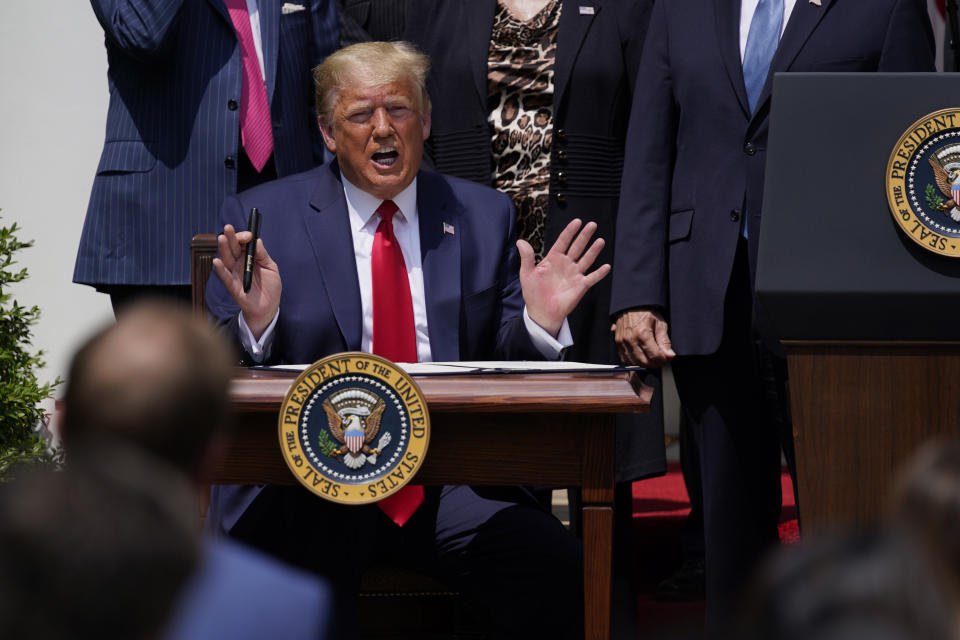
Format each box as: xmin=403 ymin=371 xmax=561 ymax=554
xmin=405 ymin=0 xmax=665 ymax=520
xmin=610 ymin=0 xmax=935 ymax=632
xmin=73 ymin=0 xmax=338 ymax=315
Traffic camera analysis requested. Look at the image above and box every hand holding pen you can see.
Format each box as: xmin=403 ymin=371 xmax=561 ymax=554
xmin=212 ymin=205 xmax=283 ymax=340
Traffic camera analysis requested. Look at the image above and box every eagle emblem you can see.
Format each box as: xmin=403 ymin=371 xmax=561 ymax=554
xmin=928 ymin=145 xmax=960 ymax=222
xmin=279 ymin=352 xmax=430 ymax=505
xmin=322 ymin=388 xmax=392 ymax=469
xmin=886 ymin=108 xmax=960 ymax=258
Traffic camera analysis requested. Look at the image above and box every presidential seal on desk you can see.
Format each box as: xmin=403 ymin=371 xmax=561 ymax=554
xmin=886 ymin=108 xmax=960 ymax=257
xmin=277 ymin=353 xmax=430 ymax=504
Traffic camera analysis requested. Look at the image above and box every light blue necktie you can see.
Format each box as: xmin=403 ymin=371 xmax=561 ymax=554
xmin=740 ymin=0 xmax=783 ymax=239
xmin=742 ymin=0 xmax=784 ymax=114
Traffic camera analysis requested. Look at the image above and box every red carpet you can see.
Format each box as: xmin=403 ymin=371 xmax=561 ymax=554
xmin=632 ymin=462 xmax=798 ymax=541
xmin=629 ymin=463 xmax=799 ymax=637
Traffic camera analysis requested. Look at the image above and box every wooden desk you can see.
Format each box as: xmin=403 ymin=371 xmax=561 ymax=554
xmin=214 ymin=368 xmax=650 ymax=640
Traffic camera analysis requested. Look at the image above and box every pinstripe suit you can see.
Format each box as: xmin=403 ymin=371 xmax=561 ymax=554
xmin=74 ymin=0 xmax=338 ymax=289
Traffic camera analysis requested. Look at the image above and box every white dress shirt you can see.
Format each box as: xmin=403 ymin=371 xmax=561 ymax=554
xmin=739 ymin=0 xmax=799 ymax=61
xmin=343 ymin=177 xmax=432 ymax=361
xmin=245 ymin=0 xmax=267 ymax=80
xmin=239 ymin=176 xmax=572 ymax=363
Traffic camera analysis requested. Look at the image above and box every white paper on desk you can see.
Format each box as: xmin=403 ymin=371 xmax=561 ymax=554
xmin=400 ymin=361 xmax=618 ymax=374
xmin=260 ymin=361 xmax=620 ymax=374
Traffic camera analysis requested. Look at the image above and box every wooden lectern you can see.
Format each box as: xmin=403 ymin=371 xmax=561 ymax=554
xmin=756 ymin=74 xmax=960 ymax=533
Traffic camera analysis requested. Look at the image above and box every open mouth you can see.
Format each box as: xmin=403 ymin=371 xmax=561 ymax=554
xmin=371 ymin=147 xmax=399 ymax=168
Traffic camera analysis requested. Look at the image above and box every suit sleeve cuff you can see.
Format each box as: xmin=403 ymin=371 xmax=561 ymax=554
xmin=523 ymin=307 xmax=573 ymax=361
xmin=238 ymin=310 xmax=279 ymax=364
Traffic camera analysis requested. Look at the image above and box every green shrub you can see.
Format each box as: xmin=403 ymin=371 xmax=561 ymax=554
xmin=0 ymin=216 xmax=59 ymax=479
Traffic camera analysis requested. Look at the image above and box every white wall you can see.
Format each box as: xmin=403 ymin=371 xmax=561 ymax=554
xmin=0 ymin=3 xmax=115 ymax=403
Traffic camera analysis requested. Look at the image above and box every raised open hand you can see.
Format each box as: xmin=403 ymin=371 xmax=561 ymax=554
xmin=518 ymin=218 xmax=610 ymax=337
xmin=211 ymin=224 xmax=282 ymax=339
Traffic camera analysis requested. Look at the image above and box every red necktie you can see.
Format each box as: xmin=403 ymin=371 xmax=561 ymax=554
xmin=225 ymin=0 xmax=274 ymax=172
xmin=370 ymin=200 xmax=423 ymax=525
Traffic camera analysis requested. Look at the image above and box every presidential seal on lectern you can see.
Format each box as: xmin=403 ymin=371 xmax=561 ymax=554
xmin=887 ymin=108 xmax=960 ymax=257
xmin=277 ymin=353 xmax=430 ymax=504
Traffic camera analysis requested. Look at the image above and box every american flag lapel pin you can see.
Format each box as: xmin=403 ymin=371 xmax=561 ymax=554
xmin=809 ymin=0 xmax=821 ymax=6
xmin=579 ymin=5 xmax=595 ymax=15
xmin=443 ymin=222 xmax=455 ymax=235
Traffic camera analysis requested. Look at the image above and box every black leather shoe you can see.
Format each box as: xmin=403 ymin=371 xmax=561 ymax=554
xmin=654 ymin=558 xmax=706 ymax=602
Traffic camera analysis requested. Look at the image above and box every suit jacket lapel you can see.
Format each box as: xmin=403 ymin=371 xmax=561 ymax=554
xmin=260 ymin=0 xmax=280 ymax=104
xmin=751 ymin=0 xmax=834 ymax=118
xmin=417 ymin=172 xmax=461 ymax=362
xmin=553 ymin=0 xmax=597 ymax=112
xmin=714 ymin=0 xmax=751 ymax=119
xmin=303 ymin=164 xmax=363 ymax=350
xmin=466 ymin=2 xmax=497 ymax=111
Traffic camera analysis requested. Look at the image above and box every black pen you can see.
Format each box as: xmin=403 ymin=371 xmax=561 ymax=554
xmin=243 ymin=207 xmax=261 ymax=293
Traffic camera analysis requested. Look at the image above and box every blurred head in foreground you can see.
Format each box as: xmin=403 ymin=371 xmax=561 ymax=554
xmin=891 ymin=439 xmax=960 ymax=602
xmin=733 ymin=441 xmax=960 ymax=640
xmin=733 ymin=527 xmax=958 ymax=640
xmin=0 ymin=446 xmax=197 ymax=640
xmin=61 ymin=301 xmax=234 ymax=480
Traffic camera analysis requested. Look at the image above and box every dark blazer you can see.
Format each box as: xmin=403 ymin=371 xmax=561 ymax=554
xmin=610 ymin=0 xmax=935 ymax=356
xmin=337 ymin=0 xmax=406 ymax=45
xmin=206 ymin=162 xmax=541 ymax=364
xmin=406 ymin=0 xmax=664 ymax=483
xmin=205 ymin=161 xmax=542 ymax=531
xmin=74 ymin=0 xmax=338 ymax=289
xmin=405 ymin=0 xmax=651 ymax=365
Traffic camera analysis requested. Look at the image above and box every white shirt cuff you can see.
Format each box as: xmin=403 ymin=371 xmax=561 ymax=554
xmin=238 ymin=310 xmax=279 ymax=364
xmin=522 ymin=307 xmax=573 ymax=360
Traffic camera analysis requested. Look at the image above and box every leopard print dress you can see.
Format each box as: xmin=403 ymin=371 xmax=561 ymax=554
xmin=487 ymin=0 xmax=562 ymax=259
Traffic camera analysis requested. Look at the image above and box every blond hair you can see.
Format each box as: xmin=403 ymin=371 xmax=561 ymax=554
xmin=313 ymin=41 xmax=432 ymax=124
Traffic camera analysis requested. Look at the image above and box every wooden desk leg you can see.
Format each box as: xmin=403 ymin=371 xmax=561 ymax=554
xmin=581 ymin=415 xmax=616 ymax=640
xmin=583 ymin=505 xmax=613 ymax=640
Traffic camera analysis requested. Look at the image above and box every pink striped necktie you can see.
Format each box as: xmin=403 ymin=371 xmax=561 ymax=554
xmin=370 ymin=199 xmax=424 ymax=526
xmin=224 ymin=0 xmax=274 ymax=172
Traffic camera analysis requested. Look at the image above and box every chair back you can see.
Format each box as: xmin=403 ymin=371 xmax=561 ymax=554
xmin=190 ymin=234 xmax=218 ymax=318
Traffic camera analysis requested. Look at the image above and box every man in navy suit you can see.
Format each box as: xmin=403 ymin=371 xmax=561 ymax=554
xmin=207 ymin=41 xmax=609 ymax=638
xmin=74 ymin=0 xmax=338 ymax=314
xmin=610 ymin=0 xmax=935 ymax=630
